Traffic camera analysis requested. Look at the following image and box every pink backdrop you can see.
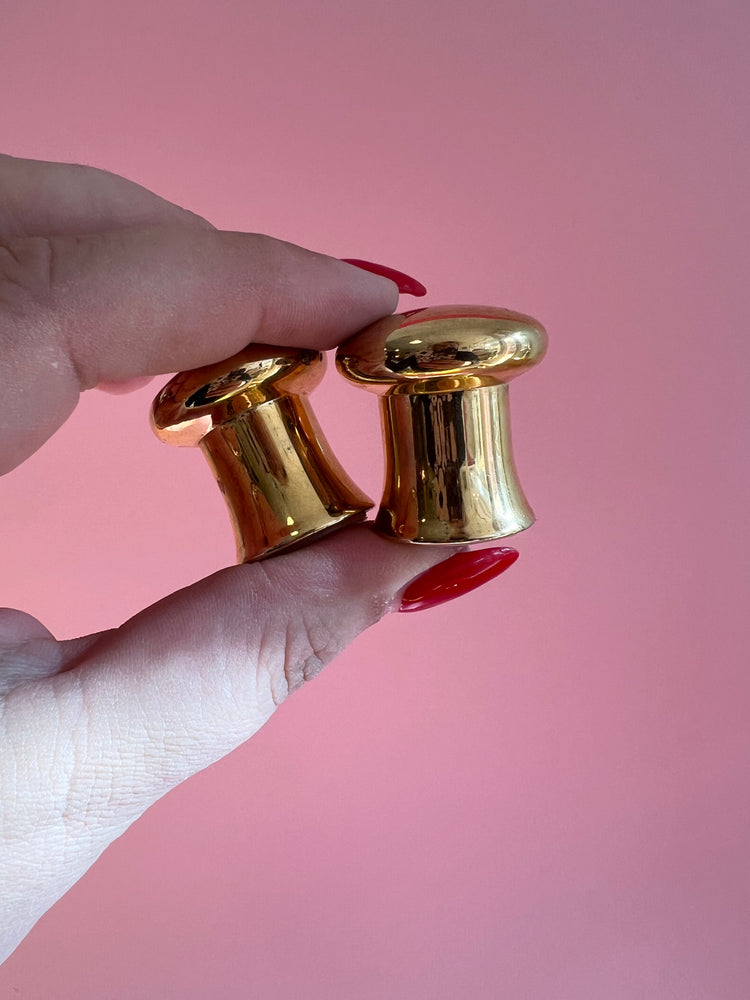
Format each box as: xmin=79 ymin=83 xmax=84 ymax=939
xmin=1 ymin=1 xmax=748 ymax=997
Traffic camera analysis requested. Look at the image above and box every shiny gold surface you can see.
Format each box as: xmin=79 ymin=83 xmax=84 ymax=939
xmin=337 ymin=305 xmax=546 ymax=543
xmin=152 ymin=344 xmax=372 ymax=562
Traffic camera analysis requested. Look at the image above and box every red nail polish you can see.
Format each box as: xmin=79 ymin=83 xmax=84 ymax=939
xmin=342 ymin=259 xmax=427 ymax=297
xmin=399 ymin=547 xmax=519 ymax=613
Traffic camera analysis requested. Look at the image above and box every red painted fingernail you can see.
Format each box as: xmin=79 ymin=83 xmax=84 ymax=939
xmin=399 ymin=547 xmax=519 ymax=613
xmin=342 ymin=259 xmax=427 ymax=297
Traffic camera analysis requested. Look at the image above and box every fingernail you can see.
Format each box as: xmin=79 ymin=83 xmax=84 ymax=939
xmin=342 ymin=258 xmax=427 ymax=297
xmin=399 ymin=547 xmax=519 ymax=613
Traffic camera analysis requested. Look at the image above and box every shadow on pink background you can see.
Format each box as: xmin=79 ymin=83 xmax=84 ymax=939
xmin=1 ymin=1 xmax=748 ymax=997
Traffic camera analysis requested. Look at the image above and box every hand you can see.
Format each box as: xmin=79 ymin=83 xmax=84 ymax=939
xmin=0 ymin=155 xmax=515 ymax=961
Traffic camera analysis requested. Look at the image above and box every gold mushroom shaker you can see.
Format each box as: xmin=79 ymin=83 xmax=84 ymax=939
xmin=151 ymin=344 xmax=373 ymax=562
xmin=336 ymin=305 xmax=547 ymax=544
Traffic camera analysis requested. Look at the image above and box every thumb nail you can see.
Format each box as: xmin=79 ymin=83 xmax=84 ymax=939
xmin=398 ymin=547 xmax=519 ymax=613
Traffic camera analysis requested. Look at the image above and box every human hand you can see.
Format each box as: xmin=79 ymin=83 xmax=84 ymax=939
xmin=0 ymin=155 xmax=518 ymax=961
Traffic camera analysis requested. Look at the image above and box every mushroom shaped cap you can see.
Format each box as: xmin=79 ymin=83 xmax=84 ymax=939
xmin=336 ymin=305 xmax=547 ymax=395
xmin=152 ymin=343 xmax=324 ymax=446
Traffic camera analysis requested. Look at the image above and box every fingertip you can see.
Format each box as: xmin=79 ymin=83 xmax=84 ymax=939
xmin=257 ymin=523 xmax=452 ymax=620
xmin=333 ymin=256 xmax=401 ymax=315
xmin=340 ymin=259 xmax=427 ymax=298
xmin=94 ymin=376 xmax=155 ymax=395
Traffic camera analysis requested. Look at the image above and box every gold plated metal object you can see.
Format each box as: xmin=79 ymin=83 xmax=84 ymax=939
xmin=336 ymin=305 xmax=547 ymax=543
xmin=151 ymin=345 xmax=372 ymax=562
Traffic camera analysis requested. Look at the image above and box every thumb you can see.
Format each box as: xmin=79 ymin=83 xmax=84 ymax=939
xmin=61 ymin=528 xmax=449 ymax=795
xmin=0 ymin=529 xmax=517 ymax=954
xmin=8 ymin=529 xmax=518 ymax=827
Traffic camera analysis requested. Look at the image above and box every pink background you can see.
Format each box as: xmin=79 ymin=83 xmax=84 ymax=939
xmin=1 ymin=1 xmax=748 ymax=997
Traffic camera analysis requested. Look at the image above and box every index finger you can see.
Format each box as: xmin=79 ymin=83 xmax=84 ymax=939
xmin=0 ymin=228 xmax=399 ymax=472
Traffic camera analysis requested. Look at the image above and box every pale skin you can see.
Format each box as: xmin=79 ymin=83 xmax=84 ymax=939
xmin=0 ymin=154 xmax=449 ymax=961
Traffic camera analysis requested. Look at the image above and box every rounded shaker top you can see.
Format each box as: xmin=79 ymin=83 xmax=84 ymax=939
xmin=336 ymin=305 xmax=547 ymax=395
xmin=152 ymin=343 xmax=324 ymax=446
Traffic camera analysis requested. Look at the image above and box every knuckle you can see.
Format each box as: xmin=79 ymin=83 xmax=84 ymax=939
xmin=0 ymin=235 xmax=54 ymax=313
xmin=0 ymin=234 xmax=80 ymax=397
xmin=277 ymin=613 xmax=341 ymax=698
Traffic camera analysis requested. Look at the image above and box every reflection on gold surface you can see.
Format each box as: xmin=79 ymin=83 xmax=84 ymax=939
xmin=152 ymin=344 xmax=372 ymax=562
xmin=337 ymin=306 xmax=546 ymax=543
